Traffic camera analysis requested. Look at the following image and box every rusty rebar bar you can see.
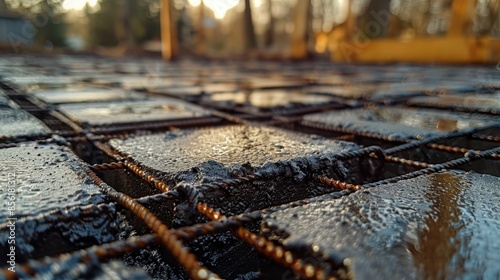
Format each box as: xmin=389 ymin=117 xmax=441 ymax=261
xmin=84 ymin=168 xmax=220 ymax=279
xmin=197 ymin=203 xmax=346 ymax=280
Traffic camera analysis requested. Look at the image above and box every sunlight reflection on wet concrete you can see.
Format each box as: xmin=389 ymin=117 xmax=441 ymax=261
xmin=264 ymin=170 xmax=500 ymax=279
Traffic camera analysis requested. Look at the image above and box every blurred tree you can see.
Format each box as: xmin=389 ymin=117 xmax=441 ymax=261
xmin=243 ymin=0 xmax=256 ymax=50
xmin=195 ymin=1 xmax=205 ymax=54
xmin=264 ymin=0 xmax=275 ymax=48
xmin=86 ymin=0 xmax=121 ymax=47
xmin=86 ymin=0 xmax=161 ymax=48
xmin=129 ymin=0 xmax=161 ymax=44
xmin=0 ymin=0 xmax=9 ymax=14
xmin=357 ymin=0 xmax=391 ymax=39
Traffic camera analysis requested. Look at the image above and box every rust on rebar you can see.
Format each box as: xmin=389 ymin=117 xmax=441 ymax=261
xmin=427 ymin=143 xmax=500 ymax=159
xmin=209 ymin=109 xmax=249 ymax=125
xmin=383 ymin=155 xmax=434 ymax=168
xmin=173 ymin=207 xmax=263 ymax=241
xmin=50 ymin=110 xmax=84 ymax=133
xmin=84 ymin=168 xmax=220 ymax=280
xmin=199 ymin=172 xmax=262 ymax=193
xmin=427 ymin=143 xmax=472 ymax=154
xmin=92 ymin=141 xmax=125 ymax=161
xmin=197 ymin=203 xmax=343 ymax=280
xmin=90 ymin=162 xmax=126 ymax=171
xmin=385 ymin=123 xmax=500 ymax=155
xmin=315 ymin=176 xmax=361 ymax=191
xmin=333 ymin=134 xmax=357 ymax=141
xmin=301 ymin=120 xmax=411 ymax=143
xmin=472 ymin=133 xmax=500 ymax=142
xmin=2 ymin=235 xmax=158 ymax=280
xmin=123 ymin=160 xmax=171 ymax=193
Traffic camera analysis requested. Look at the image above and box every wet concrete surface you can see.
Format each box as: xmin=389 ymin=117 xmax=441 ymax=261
xmin=32 ymin=87 xmax=145 ymax=104
xmin=303 ymin=107 xmax=494 ymax=140
xmin=408 ymin=94 xmax=500 ymax=113
xmin=306 ymin=83 xmax=424 ymax=101
xmin=0 ymin=143 xmax=121 ymax=263
xmin=28 ymin=259 xmax=151 ymax=279
xmin=1 ymin=55 xmax=500 ymax=279
xmin=58 ymin=98 xmax=210 ymax=126
xmin=0 ymin=108 xmax=51 ymax=137
xmin=147 ymin=85 xmax=206 ymax=98
xmin=109 ymin=125 xmax=373 ymax=230
xmin=4 ymin=76 xmax=82 ymax=90
xmin=263 ymin=170 xmax=500 ymax=279
xmin=147 ymin=83 xmax=240 ymax=100
xmin=109 ymin=125 xmax=359 ymax=178
xmin=89 ymin=76 xmax=194 ymax=90
xmin=0 ymin=143 xmax=105 ymax=220
xmin=205 ymin=89 xmax=335 ymax=109
xmin=0 ymin=91 xmax=11 ymax=108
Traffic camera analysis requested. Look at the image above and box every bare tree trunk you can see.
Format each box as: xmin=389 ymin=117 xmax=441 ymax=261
xmin=357 ymin=0 xmax=391 ymax=39
xmin=243 ymin=0 xmax=257 ymax=50
xmin=487 ymin=0 xmax=500 ymax=35
xmin=0 ymin=0 xmax=9 ymax=13
xmin=123 ymin=0 xmax=135 ymax=47
xmin=194 ymin=1 xmax=205 ymax=55
xmin=264 ymin=0 xmax=274 ymax=48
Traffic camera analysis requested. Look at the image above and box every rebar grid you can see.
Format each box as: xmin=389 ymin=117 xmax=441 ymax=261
xmin=300 ymin=119 xmax=412 ymax=143
xmin=1 ymin=74 xmax=500 ymax=280
xmin=472 ymin=133 xmax=500 ymax=142
xmin=408 ymin=101 xmax=500 ymax=116
xmin=84 ymin=167 xmax=221 ymax=280
xmin=197 ymin=203 xmax=347 ymax=280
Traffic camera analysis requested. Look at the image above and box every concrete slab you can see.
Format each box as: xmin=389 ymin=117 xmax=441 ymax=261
xmin=110 ymin=125 xmax=365 ymax=277
xmin=90 ymin=76 xmax=193 ymax=90
xmin=147 ymin=85 xmax=205 ymax=99
xmin=306 ymin=83 xmax=425 ymax=101
xmin=303 ymin=107 xmax=494 ymax=140
xmin=58 ymin=98 xmax=210 ymax=126
xmin=408 ymin=93 xmax=500 ymax=113
xmin=33 ymin=87 xmax=145 ymax=104
xmin=263 ymin=170 xmax=500 ymax=279
xmin=108 ymin=124 xmax=379 ymax=221
xmin=0 ymin=143 xmax=118 ymax=262
xmin=109 ymin=125 xmax=359 ymax=178
xmin=4 ymin=76 xmax=79 ymax=88
xmin=243 ymin=78 xmax=307 ymax=90
xmin=0 ymin=108 xmax=50 ymax=138
xmin=0 ymin=143 xmax=106 ymax=220
xmin=0 ymin=90 xmax=11 ymax=108
xmin=147 ymin=84 xmax=239 ymax=100
xmin=205 ymin=90 xmax=334 ymax=109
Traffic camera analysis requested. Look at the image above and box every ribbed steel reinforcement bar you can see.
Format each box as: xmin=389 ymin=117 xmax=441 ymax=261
xmin=84 ymin=167 xmax=220 ymax=279
xmin=300 ymin=120 xmax=411 ymax=143
xmin=197 ymin=202 xmax=349 ymax=280
xmin=88 ymin=117 xmax=223 ymax=135
xmin=385 ymin=123 xmax=500 ymax=155
xmin=2 ymin=235 xmax=158 ymax=280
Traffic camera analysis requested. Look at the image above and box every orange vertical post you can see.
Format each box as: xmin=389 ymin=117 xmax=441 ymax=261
xmin=161 ymin=0 xmax=178 ymax=60
xmin=448 ymin=0 xmax=476 ymax=36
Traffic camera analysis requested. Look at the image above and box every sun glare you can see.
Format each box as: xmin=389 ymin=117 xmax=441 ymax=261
xmin=62 ymin=0 xmax=238 ymax=18
xmin=62 ymin=0 xmax=98 ymax=10
xmin=190 ymin=0 xmax=239 ymax=19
